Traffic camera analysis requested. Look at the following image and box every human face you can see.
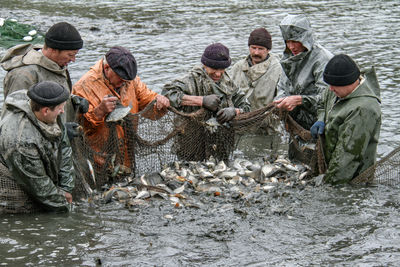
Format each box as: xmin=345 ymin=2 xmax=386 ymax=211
xmin=286 ymin=40 xmax=306 ymax=56
xmin=249 ymin=45 xmax=269 ymax=65
xmin=43 ymin=102 xmax=66 ymax=124
xmin=51 ymin=49 xmax=79 ymax=67
xmin=104 ymin=64 xmax=127 ymax=89
xmin=329 ymin=80 xmax=360 ymax=98
xmin=203 ymin=66 xmax=225 ymax=82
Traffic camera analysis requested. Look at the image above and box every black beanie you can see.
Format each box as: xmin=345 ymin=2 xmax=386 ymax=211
xmin=27 ymin=81 xmax=70 ymax=106
xmin=105 ymin=46 xmax=137 ymax=80
xmin=248 ymin=28 xmax=272 ymax=50
xmin=45 ymin=22 xmax=83 ymax=50
xmin=323 ymin=54 xmax=360 ymax=86
xmin=201 ymin=43 xmax=231 ymax=69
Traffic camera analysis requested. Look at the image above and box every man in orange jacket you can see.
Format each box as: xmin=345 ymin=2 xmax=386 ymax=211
xmin=72 ymin=46 xmax=169 ymax=174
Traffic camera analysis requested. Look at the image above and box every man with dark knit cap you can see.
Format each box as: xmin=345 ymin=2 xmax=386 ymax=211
xmin=1 ymin=22 xmax=88 ymax=122
xmin=72 ymin=46 xmax=170 ymax=170
xmin=163 ymin=42 xmax=250 ymax=123
xmin=162 ymin=43 xmax=249 ymax=161
xmin=229 ymin=27 xmax=281 ymax=110
xmin=311 ymin=54 xmax=381 ymax=184
xmin=0 ymin=81 xmax=75 ymax=212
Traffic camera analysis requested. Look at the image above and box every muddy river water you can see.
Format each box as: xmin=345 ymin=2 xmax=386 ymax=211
xmin=1 ymin=0 xmax=400 ymax=266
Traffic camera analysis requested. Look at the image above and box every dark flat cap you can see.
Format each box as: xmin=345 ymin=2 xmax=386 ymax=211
xmin=27 ymin=81 xmax=70 ymax=106
xmin=45 ymin=22 xmax=83 ymax=50
xmin=105 ymin=46 xmax=137 ymax=80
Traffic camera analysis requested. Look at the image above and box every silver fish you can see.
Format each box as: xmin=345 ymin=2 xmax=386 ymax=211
xmin=106 ymin=102 xmax=132 ymax=122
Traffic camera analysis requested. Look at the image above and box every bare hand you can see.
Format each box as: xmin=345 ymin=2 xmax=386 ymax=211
xmin=65 ymin=192 xmax=73 ymax=203
xmin=273 ymin=95 xmax=302 ymax=111
xmin=95 ymin=95 xmax=118 ymax=118
xmin=155 ymin=94 xmax=170 ymax=110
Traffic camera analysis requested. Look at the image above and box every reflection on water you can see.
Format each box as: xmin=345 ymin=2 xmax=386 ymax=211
xmin=1 ymin=0 xmax=400 ymax=266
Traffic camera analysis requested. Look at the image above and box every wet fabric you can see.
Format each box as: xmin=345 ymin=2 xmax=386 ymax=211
xmin=162 ymin=64 xmax=250 ymax=113
xmin=72 ymin=58 xmax=161 ymax=167
xmin=277 ymin=14 xmax=333 ymax=130
xmin=229 ymin=53 xmax=281 ymax=111
xmin=318 ymin=68 xmax=381 ymax=184
xmin=0 ymin=43 xmax=76 ymax=122
xmin=0 ymin=90 xmax=75 ymax=212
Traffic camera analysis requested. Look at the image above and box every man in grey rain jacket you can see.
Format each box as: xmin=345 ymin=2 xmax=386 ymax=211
xmin=311 ymin=54 xmax=381 ymax=184
xmin=274 ymin=14 xmax=333 ymax=130
xmin=230 ymin=27 xmax=281 ymax=111
xmin=0 ymin=81 xmax=75 ymax=212
xmin=0 ymin=22 xmax=88 ymax=122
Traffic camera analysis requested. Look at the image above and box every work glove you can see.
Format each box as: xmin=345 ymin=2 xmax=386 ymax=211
xmin=216 ymin=107 xmax=236 ymax=124
xmin=65 ymin=122 xmax=81 ymax=141
xmin=202 ymin=94 xmax=221 ymax=112
xmin=310 ymin=121 xmax=325 ymax=139
xmin=71 ymin=95 xmax=89 ymax=114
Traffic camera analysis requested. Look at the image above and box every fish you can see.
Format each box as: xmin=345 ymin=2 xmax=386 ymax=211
xmin=204 ymin=117 xmax=220 ymax=134
xmin=106 ymin=102 xmax=132 ymax=122
xmin=87 ymin=159 xmax=97 ymax=186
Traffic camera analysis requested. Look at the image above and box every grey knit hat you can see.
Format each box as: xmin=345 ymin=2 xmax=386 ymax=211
xmin=201 ymin=43 xmax=231 ymax=69
xmin=45 ymin=22 xmax=83 ymax=50
xmin=28 ymin=81 xmax=70 ymax=106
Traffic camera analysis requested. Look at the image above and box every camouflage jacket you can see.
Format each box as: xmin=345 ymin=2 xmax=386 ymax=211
xmin=318 ymin=68 xmax=381 ymax=184
xmin=0 ymin=90 xmax=75 ymax=212
xmin=0 ymin=44 xmax=75 ymax=122
xmin=229 ymin=53 xmax=281 ymax=111
xmin=162 ymin=65 xmax=250 ymax=113
xmin=277 ymin=14 xmax=333 ymax=130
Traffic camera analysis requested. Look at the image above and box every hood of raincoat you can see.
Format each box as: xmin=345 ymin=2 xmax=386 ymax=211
xmin=0 ymin=43 xmax=67 ymax=76
xmin=279 ymin=14 xmax=314 ymax=54
xmin=1 ymin=90 xmax=62 ymax=141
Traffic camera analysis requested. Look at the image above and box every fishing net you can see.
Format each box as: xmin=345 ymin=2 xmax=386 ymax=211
xmin=0 ymin=100 xmax=395 ymax=213
xmin=0 ymin=18 xmax=44 ymax=49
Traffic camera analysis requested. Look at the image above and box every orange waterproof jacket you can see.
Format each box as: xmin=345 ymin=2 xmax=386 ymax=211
xmin=72 ymin=58 xmax=159 ymax=167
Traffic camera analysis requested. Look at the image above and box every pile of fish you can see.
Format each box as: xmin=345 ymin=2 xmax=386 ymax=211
xmin=89 ymin=154 xmax=318 ymax=211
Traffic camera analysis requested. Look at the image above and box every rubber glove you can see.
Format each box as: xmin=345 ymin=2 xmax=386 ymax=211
xmin=216 ymin=107 xmax=236 ymax=123
xmin=71 ymin=95 xmax=89 ymax=114
xmin=65 ymin=122 xmax=81 ymax=141
xmin=310 ymin=121 xmax=325 ymax=139
xmin=202 ymin=94 xmax=221 ymax=112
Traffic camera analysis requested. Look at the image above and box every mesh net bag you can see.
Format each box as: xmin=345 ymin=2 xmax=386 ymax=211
xmin=0 ymin=18 xmax=44 ymax=48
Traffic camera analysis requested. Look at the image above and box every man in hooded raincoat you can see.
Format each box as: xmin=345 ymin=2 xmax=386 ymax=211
xmin=0 ymin=81 xmax=75 ymax=212
xmin=0 ymin=22 xmax=88 ymax=123
xmin=274 ymin=14 xmax=333 ymax=130
xmin=229 ymin=27 xmax=281 ymax=111
xmin=311 ymin=54 xmax=381 ymax=184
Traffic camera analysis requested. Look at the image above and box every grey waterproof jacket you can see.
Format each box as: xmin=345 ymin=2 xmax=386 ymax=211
xmin=318 ymin=68 xmax=381 ymax=184
xmin=0 ymin=90 xmax=75 ymax=212
xmin=0 ymin=44 xmax=75 ymax=122
xmin=162 ymin=65 xmax=250 ymax=113
xmin=229 ymin=53 xmax=281 ymax=110
xmin=277 ymin=14 xmax=333 ymax=129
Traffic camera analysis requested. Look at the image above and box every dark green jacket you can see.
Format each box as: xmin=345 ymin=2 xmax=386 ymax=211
xmin=318 ymin=68 xmax=381 ymax=184
xmin=277 ymin=14 xmax=333 ymax=129
xmin=0 ymin=90 xmax=75 ymax=212
xmin=162 ymin=65 xmax=250 ymax=113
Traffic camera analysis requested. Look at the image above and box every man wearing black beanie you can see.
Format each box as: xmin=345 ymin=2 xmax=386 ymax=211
xmin=311 ymin=54 xmax=381 ymax=184
xmin=1 ymin=22 xmax=88 ymax=123
xmin=0 ymin=81 xmax=75 ymax=212
xmin=230 ymin=27 xmax=281 ymax=111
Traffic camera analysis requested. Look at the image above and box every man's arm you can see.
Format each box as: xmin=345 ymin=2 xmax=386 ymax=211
xmin=58 ymin=124 xmax=75 ymax=195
